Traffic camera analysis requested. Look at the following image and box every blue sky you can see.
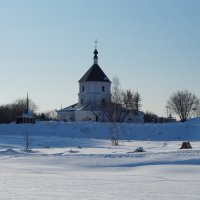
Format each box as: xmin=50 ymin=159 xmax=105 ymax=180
xmin=0 ymin=0 xmax=199 ymax=116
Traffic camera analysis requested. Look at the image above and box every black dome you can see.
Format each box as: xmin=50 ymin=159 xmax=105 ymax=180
xmin=79 ymin=64 xmax=111 ymax=82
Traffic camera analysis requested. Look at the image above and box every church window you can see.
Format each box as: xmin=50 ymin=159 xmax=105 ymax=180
xmin=102 ymin=86 xmax=105 ymax=92
xmin=82 ymin=86 xmax=85 ymax=92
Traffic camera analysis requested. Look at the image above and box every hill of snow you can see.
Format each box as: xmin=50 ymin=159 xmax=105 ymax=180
xmin=0 ymin=118 xmax=200 ymax=142
xmin=0 ymin=118 xmax=200 ymax=199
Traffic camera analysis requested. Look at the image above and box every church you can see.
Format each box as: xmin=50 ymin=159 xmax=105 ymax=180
xmin=56 ymin=47 xmax=144 ymax=123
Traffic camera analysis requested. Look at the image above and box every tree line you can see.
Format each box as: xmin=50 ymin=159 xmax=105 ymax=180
xmin=0 ymin=98 xmax=56 ymax=123
xmin=0 ymin=80 xmax=199 ymax=124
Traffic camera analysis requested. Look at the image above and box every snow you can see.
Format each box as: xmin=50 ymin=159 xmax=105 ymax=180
xmin=0 ymin=118 xmax=200 ymax=199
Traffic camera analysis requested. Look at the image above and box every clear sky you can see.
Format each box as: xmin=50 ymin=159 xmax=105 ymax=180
xmin=0 ymin=0 xmax=199 ymax=116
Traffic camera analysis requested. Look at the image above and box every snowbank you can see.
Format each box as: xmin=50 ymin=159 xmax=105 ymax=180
xmin=0 ymin=118 xmax=199 ymax=141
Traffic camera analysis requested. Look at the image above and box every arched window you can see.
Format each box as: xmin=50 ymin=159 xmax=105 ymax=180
xmin=102 ymin=86 xmax=105 ymax=92
xmin=82 ymin=86 xmax=85 ymax=92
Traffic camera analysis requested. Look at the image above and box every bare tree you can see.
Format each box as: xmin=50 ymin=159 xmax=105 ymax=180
xmin=110 ymin=77 xmax=122 ymax=145
xmin=24 ymin=129 xmax=30 ymax=152
xmin=112 ymin=76 xmax=123 ymax=105
xmin=89 ymin=77 xmax=142 ymax=124
xmin=133 ymin=91 xmax=142 ymax=114
xmin=111 ymin=120 xmax=119 ymax=145
xmin=89 ymin=77 xmax=129 ymax=123
xmin=167 ymin=90 xmax=199 ymax=122
xmin=111 ymin=77 xmax=131 ymax=122
xmin=122 ymin=89 xmax=135 ymax=110
xmin=122 ymin=89 xmax=142 ymax=114
xmin=12 ymin=98 xmax=38 ymax=114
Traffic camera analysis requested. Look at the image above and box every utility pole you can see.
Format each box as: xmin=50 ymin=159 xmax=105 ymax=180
xmin=166 ymin=106 xmax=170 ymax=118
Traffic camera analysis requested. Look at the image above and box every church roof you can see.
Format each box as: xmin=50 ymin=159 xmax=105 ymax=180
xmin=57 ymin=103 xmax=78 ymax=112
xmin=79 ymin=64 xmax=111 ymax=82
xmin=79 ymin=48 xmax=111 ymax=83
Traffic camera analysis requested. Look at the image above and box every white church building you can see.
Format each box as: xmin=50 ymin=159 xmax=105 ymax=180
xmin=56 ymin=48 xmax=144 ymax=123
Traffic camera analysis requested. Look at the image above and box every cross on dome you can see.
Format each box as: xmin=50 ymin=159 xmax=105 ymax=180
xmin=94 ymin=39 xmax=98 ymax=49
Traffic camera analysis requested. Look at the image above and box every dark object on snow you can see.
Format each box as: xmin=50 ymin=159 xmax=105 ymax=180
xmin=180 ymin=142 xmax=192 ymax=149
xmin=135 ymin=147 xmax=145 ymax=152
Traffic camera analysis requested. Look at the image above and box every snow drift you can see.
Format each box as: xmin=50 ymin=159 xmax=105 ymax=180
xmin=0 ymin=118 xmax=199 ymax=141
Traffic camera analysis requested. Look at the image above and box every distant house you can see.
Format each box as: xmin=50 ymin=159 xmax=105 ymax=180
xmin=56 ymin=48 xmax=144 ymax=123
xmin=16 ymin=94 xmax=35 ymax=124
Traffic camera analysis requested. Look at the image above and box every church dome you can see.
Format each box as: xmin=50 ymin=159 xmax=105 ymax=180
xmin=79 ymin=49 xmax=111 ymax=83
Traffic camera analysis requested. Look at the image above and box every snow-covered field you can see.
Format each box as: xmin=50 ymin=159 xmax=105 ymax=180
xmin=0 ymin=119 xmax=200 ymax=199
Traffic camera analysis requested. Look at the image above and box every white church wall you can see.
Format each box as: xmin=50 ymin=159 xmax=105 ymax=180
xmin=57 ymin=111 xmax=75 ymax=122
xmin=78 ymin=81 xmax=111 ymax=105
xmin=75 ymin=110 xmax=96 ymax=122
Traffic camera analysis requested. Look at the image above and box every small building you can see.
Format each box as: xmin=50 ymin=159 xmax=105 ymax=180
xmin=16 ymin=94 xmax=35 ymax=124
xmin=16 ymin=112 xmax=35 ymax=124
